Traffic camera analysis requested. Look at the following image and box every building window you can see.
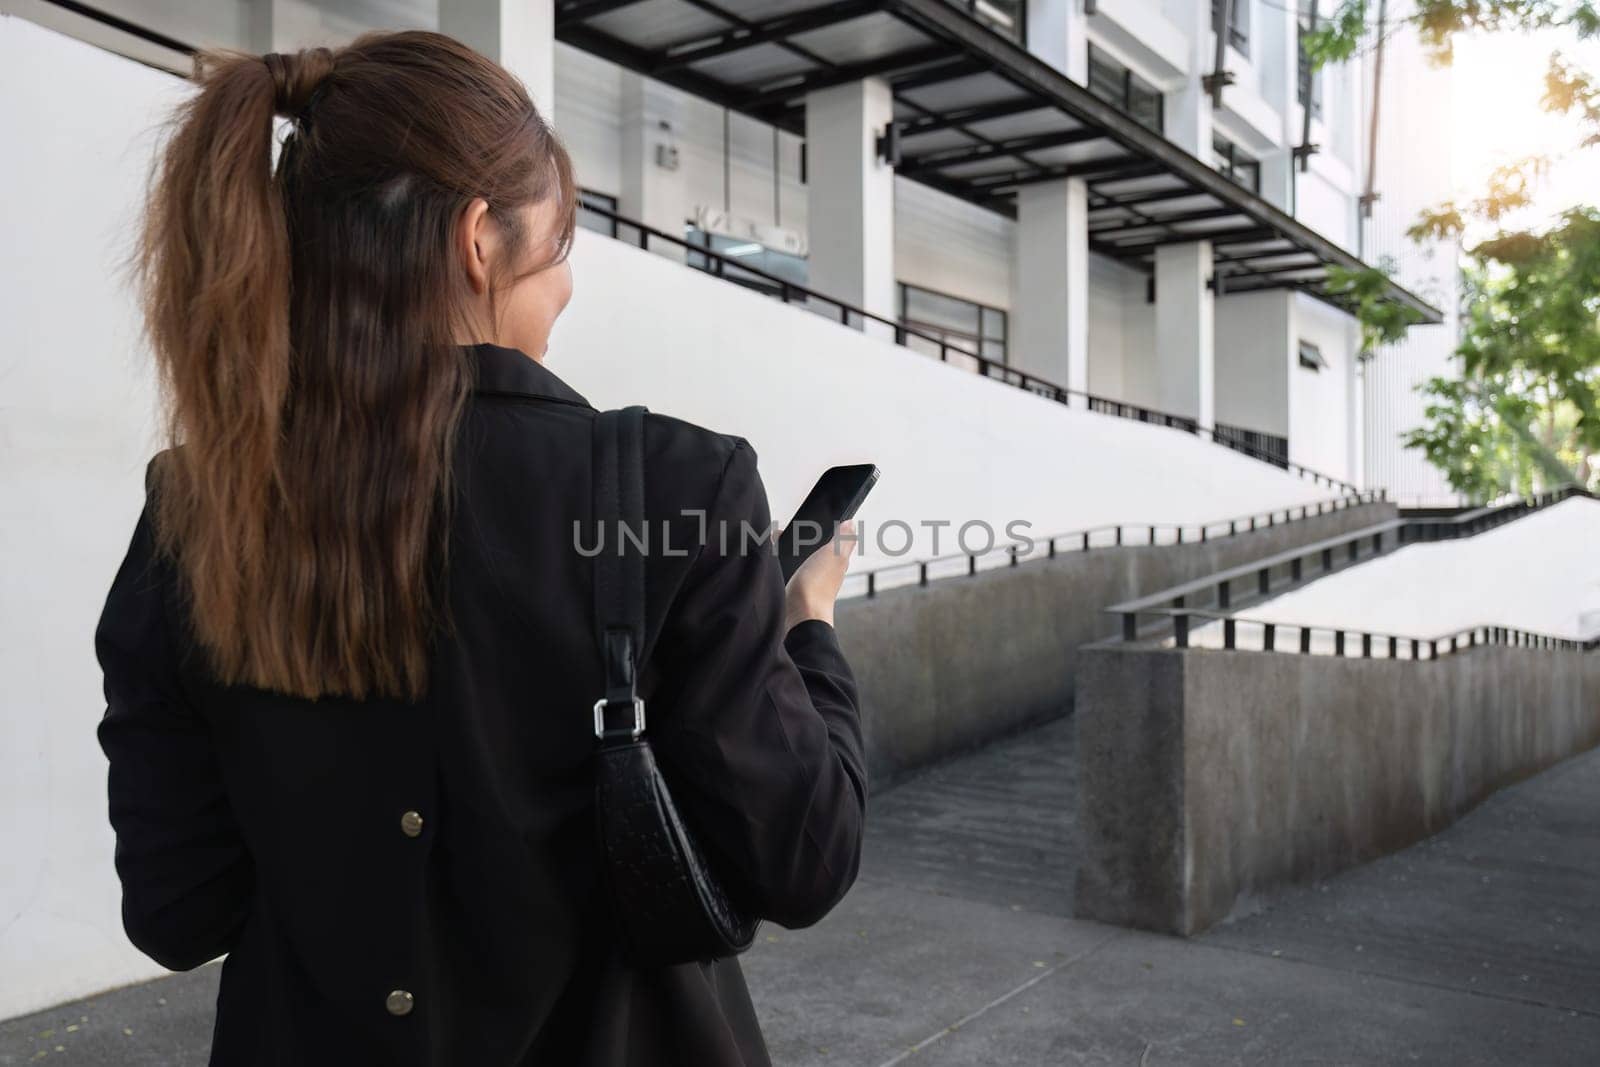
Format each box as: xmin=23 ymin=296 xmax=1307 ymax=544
xmin=1213 ymin=134 xmax=1261 ymax=193
xmin=684 ymin=228 xmax=809 ymax=297
xmin=1296 ymin=26 xmax=1324 ymax=118
xmin=1087 ymin=44 xmax=1164 ymax=134
xmin=899 ymin=282 xmax=1008 ymax=364
xmin=577 ymin=190 xmax=619 ymax=239
xmin=1210 ymin=0 xmax=1250 ymax=53
xmin=946 ymin=0 xmax=1026 ymax=44
xmin=1298 ymin=340 xmax=1327 ymax=372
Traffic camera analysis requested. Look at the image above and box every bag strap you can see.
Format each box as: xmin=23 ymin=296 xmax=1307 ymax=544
xmin=592 ymin=405 xmax=649 ymax=742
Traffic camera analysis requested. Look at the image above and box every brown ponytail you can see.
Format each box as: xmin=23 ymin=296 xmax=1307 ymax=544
xmin=137 ymin=32 xmax=576 ymax=701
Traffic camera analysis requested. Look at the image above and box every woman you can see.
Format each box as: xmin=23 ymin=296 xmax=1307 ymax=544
xmin=95 ymin=31 xmax=866 ymax=1066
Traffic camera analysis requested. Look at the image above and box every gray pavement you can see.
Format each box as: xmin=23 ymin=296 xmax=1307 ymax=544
xmin=5 ymin=716 xmax=1599 ymax=1065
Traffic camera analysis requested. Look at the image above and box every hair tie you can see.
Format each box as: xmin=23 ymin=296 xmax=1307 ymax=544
xmin=262 ymin=48 xmax=334 ymax=122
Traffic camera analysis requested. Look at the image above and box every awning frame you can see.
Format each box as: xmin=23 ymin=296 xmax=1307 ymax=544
xmin=554 ymin=0 xmax=1443 ymax=324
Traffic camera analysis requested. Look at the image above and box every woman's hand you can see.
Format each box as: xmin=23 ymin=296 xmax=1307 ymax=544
xmin=783 ymin=520 xmax=856 ymax=632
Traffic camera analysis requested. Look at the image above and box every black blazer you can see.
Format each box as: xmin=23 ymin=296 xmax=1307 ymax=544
xmin=95 ymin=342 xmax=868 ymax=1066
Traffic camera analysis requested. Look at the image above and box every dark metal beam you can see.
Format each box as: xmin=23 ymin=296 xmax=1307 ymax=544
xmin=1221 ymin=278 xmax=1340 ymax=299
xmin=1214 ymin=248 xmax=1319 ymax=267
xmin=1089 ymin=206 xmax=1239 ymax=237
xmin=1090 ymin=237 xmax=1145 ymax=262
xmin=738 ymin=43 xmax=949 ymax=111
xmin=890 ymin=57 xmax=987 ymax=91
xmin=556 ymin=0 xmax=650 ymax=24
xmin=897 ymin=126 xmax=1106 ymax=176
xmin=1089 ymin=185 xmax=1208 ymax=208
xmin=899 ymin=97 xmax=1046 ymax=137
xmin=1094 ymin=225 xmax=1279 ymax=258
xmin=968 ymin=154 xmax=1159 ymax=191
xmin=887 ymin=79 xmax=1071 ymax=197
xmin=555 ymin=22 xmax=758 ymax=117
xmin=646 ymin=0 xmax=879 ymax=73
xmin=1084 ymin=186 xmax=1193 ymax=243
xmin=1217 ymin=259 xmax=1329 ymax=286
xmin=1216 ymin=264 xmax=1323 ymax=284
xmin=1210 ymin=227 xmax=1283 ymax=247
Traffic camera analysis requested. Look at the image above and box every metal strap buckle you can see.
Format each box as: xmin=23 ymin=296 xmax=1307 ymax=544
xmin=593 ymin=696 xmax=646 ymax=740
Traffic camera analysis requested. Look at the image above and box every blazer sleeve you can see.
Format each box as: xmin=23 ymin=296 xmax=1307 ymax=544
xmin=647 ymin=437 xmax=868 ymax=930
xmin=95 ymin=460 xmax=254 ymax=971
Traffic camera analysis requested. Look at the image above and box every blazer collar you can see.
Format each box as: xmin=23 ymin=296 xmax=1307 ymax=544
xmin=466 ymin=342 xmax=593 ymax=408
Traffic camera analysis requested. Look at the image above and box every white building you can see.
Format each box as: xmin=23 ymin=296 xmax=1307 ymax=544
xmin=8 ymin=0 xmax=1454 ymax=495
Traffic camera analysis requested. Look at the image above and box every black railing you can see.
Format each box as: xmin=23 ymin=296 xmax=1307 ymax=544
xmin=1215 ymin=422 xmax=1289 ymax=469
xmin=1086 ymin=396 xmax=1197 ymax=435
xmin=578 ymin=200 xmax=1356 ymax=492
xmin=1109 ymin=519 xmax=1402 ymax=642
xmin=1142 ymin=610 xmax=1597 ymax=659
xmin=1105 ymin=486 xmax=1597 ymax=655
xmin=1398 ymin=486 xmax=1591 ymax=542
xmin=843 ymin=489 xmax=1386 ymax=599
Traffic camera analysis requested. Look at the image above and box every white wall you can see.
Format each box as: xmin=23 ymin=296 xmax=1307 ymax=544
xmin=1214 ymin=289 xmax=1291 ymax=437
xmin=554 ymin=42 xmax=623 ymax=200
xmin=13 ymin=0 xmax=251 ymax=51
xmin=554 ymin=232 xmax=1337 ymax=564
xmin=1084 ymin=251 xmax=1164 ymax=411
xmin=1087 ymin=253 xmax=1130 ymax=398
xmin=895 ymin=178 xmax=1013 ymax=312
xmin=1116 ymin=260 xmax=1161 ymax=410
xmin=1295 ymin=162 xmax=1357 ymax=251
xmin=1290 ymin=292 xmax=1360 ymax=483
xmin=0 ymin=14 xmax=188 ymax=1019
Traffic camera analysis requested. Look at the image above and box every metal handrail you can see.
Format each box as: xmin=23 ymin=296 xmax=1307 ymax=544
xmin=1106 ymin=518 xmax=1403 ymax=638
xmin=579 ymin=199 xmax=1359 ymax=492
xmin=1105 ymin=485 xmax=1597 ymax=647
xmin=1140 ymin=606 xmax=1600 ymax=659
xmin=1398 ymin=485 xmax=1592 ymax=543
xmin=843 ymin=488 xmax=1387 ymax=599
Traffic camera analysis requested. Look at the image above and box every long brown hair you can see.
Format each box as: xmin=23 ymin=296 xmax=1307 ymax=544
xmin=137 ymin=31 xmax=576 ymax=701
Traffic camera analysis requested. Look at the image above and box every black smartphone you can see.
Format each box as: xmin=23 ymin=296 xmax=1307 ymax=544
xmin=777 ymin=464 xmax=880 ymax=583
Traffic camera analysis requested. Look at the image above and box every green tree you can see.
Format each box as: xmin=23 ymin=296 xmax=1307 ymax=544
xmin=1325 ymin=261 xmax=1428 ymax=358
xmin=1307 ymin=0 xmax=1600 ymax=498
xmin=1403 ymin=229 xmax=1600 ymax=499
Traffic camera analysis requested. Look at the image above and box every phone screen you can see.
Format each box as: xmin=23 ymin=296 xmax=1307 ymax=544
xmin=777 ymin=464 xmax=879 ymax=582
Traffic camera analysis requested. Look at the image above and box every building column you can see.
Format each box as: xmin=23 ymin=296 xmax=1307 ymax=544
xmin=1165 ymin=0 xmax=1214 ymax=158
xmin=1258 ymin=0 xmax=1300 ymax=213
xmin=1026 ymin=0 xmax=1088 ymax=83
xmin=1010 ymin=3 xmax=1090 ymax=393
xmin=439 ymin=0 xmax=555 ymax=119
xmin=1158 ymin=3 xmax=1216 ymax=429
xmin=1011 ymin=179 xmax=1089 ymax=394
xmin=618 ymin=72 xmax=690 ymax=262
xmin=804 ymin=78 xmax=896 ymax=336
xmin=1154 ymin=241 xmax=1215 ymax=427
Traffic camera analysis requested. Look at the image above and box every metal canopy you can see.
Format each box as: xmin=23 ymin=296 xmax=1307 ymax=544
xmin=555 ymin=0 xmax=1443 ymax=324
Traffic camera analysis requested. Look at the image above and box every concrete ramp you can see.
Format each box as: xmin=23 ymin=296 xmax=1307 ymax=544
xmin=1186 ymin=496 xmax=1600 ymax=644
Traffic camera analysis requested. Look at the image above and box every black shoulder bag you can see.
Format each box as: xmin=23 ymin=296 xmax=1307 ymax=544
xmin=590 ymin=405 xmax=760 ymax=966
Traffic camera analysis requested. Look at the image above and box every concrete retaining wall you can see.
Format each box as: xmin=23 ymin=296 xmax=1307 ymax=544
xmin=1076 ymin=642 xmax=1600 ymax=936
xmin=834 ymin=501 xmax=1396 ymax=791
